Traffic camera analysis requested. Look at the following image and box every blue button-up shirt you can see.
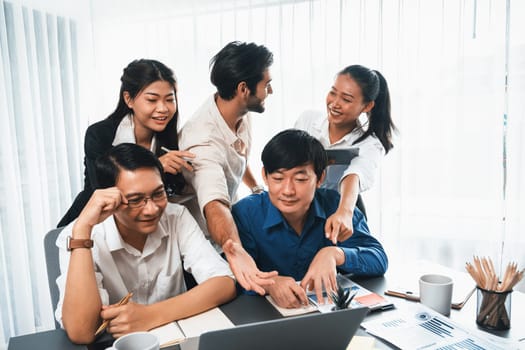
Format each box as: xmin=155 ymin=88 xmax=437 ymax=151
xmin=232 ymin=189 xmax=388 ymax=281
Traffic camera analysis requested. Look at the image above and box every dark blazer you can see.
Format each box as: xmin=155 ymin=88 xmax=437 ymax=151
xmin=57 ymin=117 xmax=184 ymax=227
xmin=57 ymin=118 xmax=120 ymax=227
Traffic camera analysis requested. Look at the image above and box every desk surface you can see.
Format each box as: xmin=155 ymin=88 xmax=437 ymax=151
xmin=8 ymin=271 xmax=525 ymax=350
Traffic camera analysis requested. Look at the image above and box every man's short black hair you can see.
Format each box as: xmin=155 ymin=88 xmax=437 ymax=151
xmin=210 ymin=41 xmax=273 ymax=100
xmin=94 ymin=143 xmax=164 ymax=189
xmin=261 ymin=129 xmax=327 ymax=179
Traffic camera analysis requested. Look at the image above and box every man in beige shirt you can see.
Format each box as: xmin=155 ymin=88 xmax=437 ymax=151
xmin=179 ymin=41 xmax=276 ymax=294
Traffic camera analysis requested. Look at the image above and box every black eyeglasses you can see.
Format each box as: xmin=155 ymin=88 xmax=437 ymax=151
xmin=124 ymin=189 xmax=167 ymax=209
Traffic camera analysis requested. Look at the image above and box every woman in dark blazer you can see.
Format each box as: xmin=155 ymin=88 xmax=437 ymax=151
xmin=57 ymin=59 xmax=194 ymax=227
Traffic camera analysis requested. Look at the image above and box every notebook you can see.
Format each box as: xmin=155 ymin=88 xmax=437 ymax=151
xmin=197 ymin=307 xmax=369 ymax=350
xmin=148 ymin=307 xmax=234 ymax=348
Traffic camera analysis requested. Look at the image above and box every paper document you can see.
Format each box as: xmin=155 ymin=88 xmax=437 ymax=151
xmin=265 ymin=274 xmax=394 ymax=316
xmin=177 ymin=307 xmax=234 ymax=337
xmin=347 ymin=335 xmax=376 ymax=350
xmin=361 ymin=303 xmax=521 ymax=350
xmin=148 ymin=321 xmax=185 ymax=348
xmin=308 ymin=275 xmax=394 ymax=313
xmin=148 ymin=307 xmax=234 ymax=348
xmin=265 ymin=295 xmax=318 ymax=316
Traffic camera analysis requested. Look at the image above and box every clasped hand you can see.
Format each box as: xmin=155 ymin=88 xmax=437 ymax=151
xmin=100 ymin=301 xmax=152 ymax=338
xmin=159 ymin=149 xmax=195 ymax=175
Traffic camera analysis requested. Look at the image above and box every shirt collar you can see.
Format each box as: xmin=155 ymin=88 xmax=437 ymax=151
xmin=112 ymin=114 xmax=157 ymax=152
xmin=262 ymin=191 xmax=328 ymax=232
xmin=319 ymin=117 xmax=366 ymax=146
xmin=103 ymin=215 xmax=168 ymax=256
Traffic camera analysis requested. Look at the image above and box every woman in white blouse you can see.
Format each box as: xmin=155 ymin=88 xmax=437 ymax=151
xmin=295 ymin=64 xmax=396 ymax=243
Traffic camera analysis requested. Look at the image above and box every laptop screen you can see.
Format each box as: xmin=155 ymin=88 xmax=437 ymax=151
xmin=197 ymin=307 xmax=369 ymax=350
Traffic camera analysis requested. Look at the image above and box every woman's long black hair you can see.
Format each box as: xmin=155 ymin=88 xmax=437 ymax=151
xmin=108 ymin=59 xmax=184 ymax=193
xmin=339 ymin=65 xmax=396 ymax=154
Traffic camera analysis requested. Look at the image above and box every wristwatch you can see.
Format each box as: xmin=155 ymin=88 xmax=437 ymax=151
xmin=251 ymin=184 xmax=264 ymax=194
xmin=67 ymin=236 xmax=94 ymax=251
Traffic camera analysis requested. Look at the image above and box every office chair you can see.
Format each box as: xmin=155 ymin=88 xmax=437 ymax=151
xmin=43 ymin=226 xmax=64 ymax=329
xmin=324 ymin=149 xmax=367 ymax=220
xmin=356 ymin=194 xmax=367 ymax=220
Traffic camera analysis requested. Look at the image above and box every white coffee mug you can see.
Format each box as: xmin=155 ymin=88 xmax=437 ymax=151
xmin=419 ymin=274 xmax=453 ymax=316
xmin=105 ymin=332 xmax=160 ymax=350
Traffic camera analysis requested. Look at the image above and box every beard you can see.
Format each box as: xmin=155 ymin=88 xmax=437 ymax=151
xmin=246 ymin=95 xmax=265 ymax=113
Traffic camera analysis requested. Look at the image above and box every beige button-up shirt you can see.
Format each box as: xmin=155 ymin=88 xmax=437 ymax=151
xmin=179 ymin=94 xmax=252 ymax=241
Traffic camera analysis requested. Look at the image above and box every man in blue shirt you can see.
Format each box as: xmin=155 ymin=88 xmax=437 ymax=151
xmin=232 ymin=129 xmax=387 ymax=309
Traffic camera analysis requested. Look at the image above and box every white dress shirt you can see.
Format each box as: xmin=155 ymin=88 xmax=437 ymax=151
xmin=54 ymin=203 xmax=234 ymax=326
xmin=178 ymin=94 xmax=252 ymax=240
xmin=112 ymin=114 xmax=157 ymax=151
xmin=295 ymin=110 xmax=384 ymax=192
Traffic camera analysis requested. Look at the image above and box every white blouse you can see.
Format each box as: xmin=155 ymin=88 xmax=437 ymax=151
xmin=295 ymin=110 xmax=385 ymax=192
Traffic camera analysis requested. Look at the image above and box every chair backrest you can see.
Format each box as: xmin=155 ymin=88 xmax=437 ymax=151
xmin=324 ymin=149 xmax=367 ymax=219
xmin=356 ymin=194 xmax=367 ymax=220
xmin=43 ymin=227 xmax=64 ymax=329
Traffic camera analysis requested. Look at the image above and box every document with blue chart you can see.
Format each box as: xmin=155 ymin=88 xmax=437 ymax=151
xmin=361 ymin=303 xmax=519 ymax=349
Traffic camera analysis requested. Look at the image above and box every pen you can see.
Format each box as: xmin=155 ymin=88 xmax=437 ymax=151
xmin=94 ymin=292 xmax=133 ymax=336
xmin=160 ymin=146 xmax=193 ymax=166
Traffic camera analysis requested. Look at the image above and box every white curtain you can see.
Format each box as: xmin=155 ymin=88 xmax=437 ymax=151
xmin=90 ymin=0 xmax=525 ymax=282
xmin=2 ymin=0 xmax=525 ymax=347
xmin=0 ymin=0 xmax=84 ymax=347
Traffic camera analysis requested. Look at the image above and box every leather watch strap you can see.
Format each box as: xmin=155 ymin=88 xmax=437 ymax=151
xmin=67 ymin=236 xmax=94 ymax=251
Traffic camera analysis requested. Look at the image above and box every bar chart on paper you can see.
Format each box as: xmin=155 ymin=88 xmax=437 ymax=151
xmin=361 ymin=304 xmax=518 ymax=350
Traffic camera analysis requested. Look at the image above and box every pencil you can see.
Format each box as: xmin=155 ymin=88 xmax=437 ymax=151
xmin=94 ymin=292 xmax=133 ymax=336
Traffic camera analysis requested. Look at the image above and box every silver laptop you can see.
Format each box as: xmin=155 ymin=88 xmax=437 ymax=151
xmin=196 ymin=307 xmax=369 ymax=350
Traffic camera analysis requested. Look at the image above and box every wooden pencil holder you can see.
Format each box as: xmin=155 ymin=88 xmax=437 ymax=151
xmin=475 ymin=287 xmax=511 ymax=330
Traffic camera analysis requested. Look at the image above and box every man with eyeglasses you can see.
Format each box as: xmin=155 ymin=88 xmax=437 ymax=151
xmin=179 ymin=41 xmax=277 ymax=295
xmin=55 ymin=143 xmax=236 ymax=344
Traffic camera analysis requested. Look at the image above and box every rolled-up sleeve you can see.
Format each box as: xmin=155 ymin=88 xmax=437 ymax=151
xmin=186 ymin=140 xmax=232 ymax=214
xmin=179 ymin=98 xmax=248 ymax=215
